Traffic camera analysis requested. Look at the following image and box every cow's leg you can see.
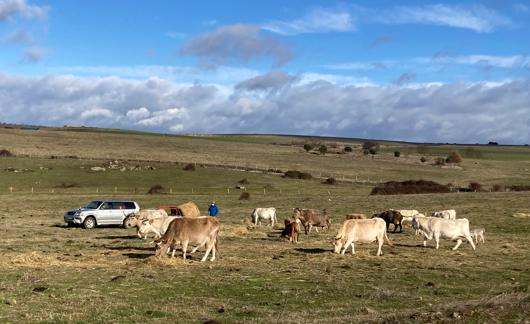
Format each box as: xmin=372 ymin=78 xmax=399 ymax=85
xmin=480 ymin=233 xmax=485 ymax=243
xmin=464 ymin=234 xmax=476 ymax=250
xmin=351 ymin=242 xmax=355 ymax=255
xmin=342 ymin=239 xmax=353 ymax=254
xmin=376 ymin=236 xmax=383 ymax=256
xmin=201 ymin=239 xmax=213 ymax=262
xmin=314 ymin=226 xmax=319 ymax=233
xmin=434 ymin=233 xmax=440 ymax=249
xmin=181 ymin=241 xmax=189 ymax=260
xmin=210 ymin=239 xmax=216 ymax=261
xmin=452 ymin=239 xmax=463 ymax=250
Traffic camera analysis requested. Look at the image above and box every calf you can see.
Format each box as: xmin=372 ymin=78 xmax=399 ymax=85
xmin=251 ymin=207 xmax=277 ymax=226
xmin=293 ymin=208 xmax=331 ymax=234
xmin=137 ymin=216 xmax=180 ymax=239
xmin=470 ymin=227 xmax=485 ymax=244
xmin=155 ymin=216 xmax=219 ymax=262
xmin=281 ymin=218 xmax=301 ymax=243
xmin=432 ymin=209 xmax=456 ymax=220
xmin=372 ymin=210 xmax=403 ymax=233
xmin=126 ymin=208 xmax=168 ymax=228
xmin=333 ymin=218 xmax=393 ymax=256
xmin=412 ymin=216 xmax=475 ymax=251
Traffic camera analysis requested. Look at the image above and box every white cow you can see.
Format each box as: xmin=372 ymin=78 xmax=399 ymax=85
xmin=412 ymin=216 xmax=475 ymax=250
xmin=396 ymin=209 xmax=423 ymax=224
xmin=251 ymin=207 xmax=277 ymax=226
xmin=432 ymin=209 xmax=456 ymax=220
xmin=470 ymin=228 xmax=485 ymax=244
xmin=137 ymin=216 xmax=180 ymax=239
xmin=333 ymin=218 xmax=393 ymax=256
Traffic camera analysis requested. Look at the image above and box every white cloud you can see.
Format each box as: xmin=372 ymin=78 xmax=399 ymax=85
xmin=3 ymin=29 xmax=33 ymax=44
xmin=262 ymin=8 xmax=356 ymax=35
xmin=0 ymin=73 xmax=528 ymax=144
xmin=22 ymin=46 xmax=48 ymax=63
xmin=377 ymin=4 xmax=511 ymax=33
xmin=0 ymin=0 xmax=48 ymax=21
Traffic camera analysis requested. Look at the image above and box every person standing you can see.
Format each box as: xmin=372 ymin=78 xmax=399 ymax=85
xmin=208 ymin=201 xmax=219 ymax=217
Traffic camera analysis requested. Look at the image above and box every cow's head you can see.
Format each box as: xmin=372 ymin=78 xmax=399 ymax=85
xmin=333 ymin=236 xmax=343 ymax=254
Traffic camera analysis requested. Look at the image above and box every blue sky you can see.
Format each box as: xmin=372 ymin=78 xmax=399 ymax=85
xmin=1 ymin=0 xmax=529 ymax=143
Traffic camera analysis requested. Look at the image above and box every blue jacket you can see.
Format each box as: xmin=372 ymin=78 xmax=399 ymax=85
xmin=208 ymin=204 xmax=219 ymax=216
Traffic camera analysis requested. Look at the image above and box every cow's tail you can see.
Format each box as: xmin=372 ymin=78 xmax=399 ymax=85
xmin=214 ymin=230 xmax=221 ymax=259
xmin=384 ymin=231 xmax=394 ymax=247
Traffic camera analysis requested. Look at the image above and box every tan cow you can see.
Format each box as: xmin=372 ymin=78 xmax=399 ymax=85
xmin=177 ymin=201 xmax=201 ymax=218
xmin=124 ymin=208 xmax=168 ymax=228
xmin=470 ymin=227 xmax=485 ymax=244
xmin=293 ymin=208 xmax=331 ymax=234
xmin=333 ymin=218 xmax=393 ymax=256
xmin=345 ymin=213 xmax=367 ymax=220
xmin=155 ymin=216 xmax=219 ymax=262
xmin=412 ymin=216 xmax=475 ymax=250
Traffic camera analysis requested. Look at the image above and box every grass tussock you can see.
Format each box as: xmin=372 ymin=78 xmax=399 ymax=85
xmin=283 ymin=170 xmax=312 ymax=180
xmin=239 ymin=191 xmax=250 ymax=200
xmin=371 ymin=180 xmax=450 ymax=195
xmin=0 ymin=149 xmax=13 ymax=157
xmin=147 ymin=184 xmax=165 ymax=194
xmin=183 ymin=163 xmax=196 ymax=171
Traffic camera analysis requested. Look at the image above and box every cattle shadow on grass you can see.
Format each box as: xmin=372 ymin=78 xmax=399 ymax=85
xmin=106 ymin=245 xmax=154 ymax=251
xmin=294 ymin=248 xmax=330 ymax=254
xmin=123 ymin=252 xmax=152 ymax=259
xmin=97 ymin=235 xmax=138 ymax=240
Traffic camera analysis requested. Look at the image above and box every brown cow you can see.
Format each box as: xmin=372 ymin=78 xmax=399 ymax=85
xmin=372 ymin=210 xmax=403 ymax=233
xmin=345 ymin=213 xmax=367 ymax=220
xmin=281 ymin=218 xmax=301 ymax=243
xmin=155 ymin=216 xmax=219 ymax=262
xmin=293 ymin=208 xmax=331 ymax=234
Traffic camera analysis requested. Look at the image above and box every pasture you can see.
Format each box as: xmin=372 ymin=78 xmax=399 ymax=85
xmin=0 ymin=128 xmax=529 ymax=323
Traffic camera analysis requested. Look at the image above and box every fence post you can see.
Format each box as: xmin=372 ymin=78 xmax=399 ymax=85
xmin=263 ymin=188 xmax=266 ymax=195
xmin=192 ymin=188 xmax=194 ymax=194
xmin=9 ymin=186 xmax=13 ymax=193
xmin=31 ymin=187 xmax=34 ymax=193
xmin=170 ymin=188 xmax=173 ymax=194
xmin=227 ymin=188 xmax=230 ymax=194
xmin=96 ymin=188 xmax=99 ymax=193
xmin=114 ymin=186 xmax=117 ymax=193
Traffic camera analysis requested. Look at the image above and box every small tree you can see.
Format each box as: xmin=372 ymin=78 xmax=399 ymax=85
xmin=319 ymin=145 xmax=328 ymax=155
xmin=394 ymin=151 xmax=401 ymax=158
xmin=446 ymin=151 xmax=463 ymax=164
xmin=420 ymin=156 xmax=427 ymax=163
xmin=344 ymin=146 xmax=353 ymax=153
xmin=434 ymin=157 xmax=446 ymax=166
xmin=362 ymin=141 xmax=379 ymax=152
xmin=469 ymin=182 xmax=482 ymax=192
xmin=303 ymin=144 xmax=313 ymax=152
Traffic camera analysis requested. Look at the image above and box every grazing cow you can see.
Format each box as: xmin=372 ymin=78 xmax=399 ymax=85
xmin=155 ymin=216 xmax=219 ymax=262
xmin=412 ymin=216 xmax=475 ymax=250
xmin=395 ymin=209 xmax=421 ymax=224
xmin=432 ymin=209 xmax=456 ymax=220
xmin=470 ymin=228 xmax=485 ymax=244
xmin=333 ymin=218 xmax=393 ymax=256
xmin=345 ymin=213 xmax=367 ymax=220
xmin=251 ymin=207 xmax=277 ymax=226
xmin=176 ymin=201 xmax=201 ymax=217
xmin=293 ymin=208 xmax=331 ymax=234
xmin=281 ymin=218 xmax=301 ymax=243
xmin=372 ymin=210 xmax=403 ymax=233
xmin=125 ymin=209 xmax=168 ymax=228
xmin=137 ymin=216 xmax=180 ymax=239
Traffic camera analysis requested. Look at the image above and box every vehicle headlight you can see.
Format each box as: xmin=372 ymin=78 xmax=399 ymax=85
xmin=74 ymin=212 xmax=81 ymax=216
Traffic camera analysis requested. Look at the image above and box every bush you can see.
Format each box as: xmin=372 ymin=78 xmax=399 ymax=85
xmin=147 ymin=184 xmax=165 ymax=194
xmin=420 ymin=156 xmax=427 ymax=163
xmin=434 ymin=157 xmax=446 ymax=166
xmin=283 ymin=170 xmax=312 ymax=180
xmin=303 ymin=144 xmax=313 ymax=152
xmin=183 ymin=163 xmax=196 ymax=171
xmin=394 ymin=151 xmax=401 ymax=157
xmin=362 ymin=141 xmax=379 ymax=150
xmin=446 ymin=151 xmax=463 ymax=164
xmin=238 ymin=178 xmax=249 ymax=184
xmin=468 ymin=182 xmax=483 ymax=192
xmin=370 ymin=180 xmax=450 ymax=195
xmin=0 ymin=149 xmax=13 ymax=157
xmin=492 ymin=184 xmax=505 ymax=192
xmin=239 ymin=191 xmax=250 ymax=200
xmin=344 ymin=146 xmax=352 ymax=152
xmin=55 ymin=183 xmax=79 ymax=188
xmin=363 ymin=149 xmax=370 ymax=156
xmin=506 ymin=185 xmax=530 ymax=192
xmin=323 ymin=177 xmax=336 ymax=185
xmin=319 ymin=145 xmax=327 ymax=155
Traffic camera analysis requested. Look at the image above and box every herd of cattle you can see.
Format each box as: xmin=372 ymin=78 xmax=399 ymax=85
xmin=125 ymin=202 xmax=485 ymax=262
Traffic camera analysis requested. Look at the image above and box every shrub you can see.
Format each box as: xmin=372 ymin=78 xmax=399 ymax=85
xmin=370 ymin=180 xmax=450 ymax=195
xmin=238 ymin=178 xmax=249 ymax=184
xmin=363 ymin=149 xmax=370 ymax=156
xmin=468 ymin=182 xmax=483 ymax=192
xmin=506 ymin=185 xmax=530 ymax=192
xmin=446 ymin=151 xmax=463 ymax=164
xmin=492 ymin=184 xmax=505 ymax=192
xmin=369 ymin=148 xmax=378 ymax=155
xmin=183 ymin=163 xmax=195 ymax=171
xmin=147 ymin=184 xmax=165 ymax=194
xmin=362 ymin=141 xmax=379 ymax=151
xmin=0 ymin=149 xmax=13 ymax=157
xmin=434 ymin=157 xmax=446 ymax=166
xmin=303 ymin=144 xmax=313 ymax=152
xmin=344 ymin=146 xmax=352 ymax=152
xmin=394 ymin=151 xmax=401 ymax=157
xmin=323 ymin=177 xmax=336 ymax=185
xmin=283 ymin=170 xmax=312 ymax=180
xmin=55 ymin=183 xmax=79 ymax=188
xmin=239 ymin=191 xmax=250 ymax=200
xmin=420 ymin=156 xmax=427 ymax=163
xmin=319 ymin=145 xmax=328 ymax=155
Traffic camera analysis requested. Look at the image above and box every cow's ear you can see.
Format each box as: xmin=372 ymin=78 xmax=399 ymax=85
xmin=149 ymin=219 xmax=154 ymax=224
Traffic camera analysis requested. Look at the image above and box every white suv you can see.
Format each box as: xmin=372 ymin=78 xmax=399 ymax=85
xmin=64 ymin=200 xmax=140 ymax=229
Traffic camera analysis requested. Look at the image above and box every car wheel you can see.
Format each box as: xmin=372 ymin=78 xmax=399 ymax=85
xmin=123 ymin=216 xmax=135 ymax=229
xmin=83 ymin=216 xmax=96 ymax=229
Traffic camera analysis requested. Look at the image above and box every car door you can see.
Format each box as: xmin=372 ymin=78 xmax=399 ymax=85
xmin=97 ymin=202 xmax=115 ymax=224
xmin=109 ymin=202 xmax=128 ymax=224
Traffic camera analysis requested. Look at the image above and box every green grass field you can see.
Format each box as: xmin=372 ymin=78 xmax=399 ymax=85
xmin=0 ymin=128 xmax=529 ymax=323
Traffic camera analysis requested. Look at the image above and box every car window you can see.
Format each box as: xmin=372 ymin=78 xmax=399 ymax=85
xmin=112 ymin=202 xmax=126 ymax=210
xmin=124 ymin=202 xmax=136 ymax=209
xmin=85 ymin=201 xmax=102 ymax=209
xmin=100 ymin=202 xmax=112 ymax=210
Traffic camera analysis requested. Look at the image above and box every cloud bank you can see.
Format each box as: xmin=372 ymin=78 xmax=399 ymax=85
xmin=0 ymin=72 xmax=528 ymax=144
